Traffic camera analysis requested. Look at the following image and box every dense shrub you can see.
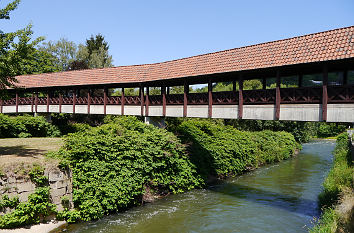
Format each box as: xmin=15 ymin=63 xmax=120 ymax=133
xmin=177 ymin=119 xmax=298 ymax=179
xmin=316 ymin=123 xmax=348 ymax=138
xmin=311 ymin=133 xmax=354 ymax=233
xmin=225 ymin=119 xmax=349 ymax=142
xmin=0 ymin=114 xmax=60 ymax=138
xmin=55 ymin=116 xmax=203 ymax=222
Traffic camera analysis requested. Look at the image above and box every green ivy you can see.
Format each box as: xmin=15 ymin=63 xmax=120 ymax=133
xmin=0 ymin=187 xmax=56 ymax=229
xmin=54 ymin=116 xmax=203 ymax=222
xmin=176 ymin=119 xmax=298 ymax=179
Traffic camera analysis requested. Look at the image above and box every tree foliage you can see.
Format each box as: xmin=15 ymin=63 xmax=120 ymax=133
xmin=0 ymin=0 xmax=58 ymax=89
xmin=39 ymin=38 xmax=77 ymax=71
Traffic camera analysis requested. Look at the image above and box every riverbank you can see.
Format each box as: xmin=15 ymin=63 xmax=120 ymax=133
xmin=58 ymin=140 xmax=334 ymax=233
xmin=0 ymin=220 xmax=66 ymax=233
xmin=1 ymin=117 xmax=299 ymax=230
xmin=310 ymin=133 xmax=354 ymax=233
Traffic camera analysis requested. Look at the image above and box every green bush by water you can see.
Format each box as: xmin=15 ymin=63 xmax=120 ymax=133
xmin=54 ymin=116 xmax=203 ymax=222
xmin=177 ymin=119 xmax=298 ymax=179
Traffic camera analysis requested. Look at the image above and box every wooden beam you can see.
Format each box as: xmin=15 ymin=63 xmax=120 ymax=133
xmin=35 ymin=93 xmax=38 ymax=113
xmin=59 ymin=93 xmax=62 ymax=113
xmin=87 ymin=89 xmax=91 ymax=114
xmin=140 ymin=85 xmax=144 ymax=116
xmin=238 ymin=76 xmax=243 ymax=119
xmin=183 ymin=79 xmax=188 ymax=117
xmin=162 ymin=83 xmax=166 ymax=117
xmin=145 ymin=86 xmax=149 ymax=116
xmin=46 ymin=92 xmax=50 ymax=113
xmin=275 ymin=71 xmax=281 ymax=120
xmin=31 ymin=93 xmax=34 ymax=113
xmin=208 ymin=78 xmax=212 ymax=118
xmin=104 ymin=87 xmax=107 ymax=115
xmin=322 ymin=65 xmax=328 ymax=122
xmin=73 ymin=89 xmax=76 ymax=114
xmin=15 ymin=92 xmax=18 ymax=113
xmin=121 ymin=88 xmax=125 ymax=115
xmin=232 ymin=81 xmax=236 ymax=92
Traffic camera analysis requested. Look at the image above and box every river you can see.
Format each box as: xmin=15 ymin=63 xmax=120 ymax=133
xmin=55 ymin=140 xmax=335 ymax=233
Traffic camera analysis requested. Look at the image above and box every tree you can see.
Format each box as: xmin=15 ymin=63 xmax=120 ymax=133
xmin=73 ymin=34 xmax=113 ymax=69
xmin=0 ymin=0 xmax=58 ymax=89
xmin=39 ymin=38 xmax=77 ymax=71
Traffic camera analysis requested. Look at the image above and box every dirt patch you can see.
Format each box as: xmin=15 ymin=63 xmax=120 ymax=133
xmin=0 ymin=138 xmax=63 ymax=173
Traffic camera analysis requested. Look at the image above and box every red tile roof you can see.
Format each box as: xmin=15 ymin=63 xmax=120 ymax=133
xmin=15 ymin=26 xmax=354 ymax=89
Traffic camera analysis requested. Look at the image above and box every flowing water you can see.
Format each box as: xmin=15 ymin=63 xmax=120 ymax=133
xmin=56 ymin=140 xmax=335 ymax=233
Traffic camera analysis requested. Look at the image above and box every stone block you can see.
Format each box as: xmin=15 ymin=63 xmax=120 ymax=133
xmin=17 ymin=182 xmax=35 ymax=193
xmin=49 ymin=170 xmax=65 ymax=182
xmin=51 ymin=187 xmax=66 ymax=197
xmin=51 ymin=195 xmax=62 ymax=205
xmin=8 ymin=176 xmax=16 ymax=184
xmin=18 ymin=191 xmax=31 ymax=202
xmin=56 ymin=179 xmax=70 ymax=189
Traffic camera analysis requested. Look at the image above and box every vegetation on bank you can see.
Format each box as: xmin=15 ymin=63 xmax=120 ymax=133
xmin=0 ymin=164 xmax=56 ymax=229
xmin=176 ymin=119 xmax=298 ymax=179
xmin=311 ymin=133 xmax=354 ymax=233
xmin=44 ymin=116 xmax=297 ymax=223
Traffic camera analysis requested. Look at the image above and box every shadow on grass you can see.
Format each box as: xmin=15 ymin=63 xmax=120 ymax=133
xmin=0 ymin=145 xmax=47 ymax=157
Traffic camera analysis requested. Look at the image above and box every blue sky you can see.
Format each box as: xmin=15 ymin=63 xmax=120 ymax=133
xmin=1 ymin=0 xmax=354 ymax=66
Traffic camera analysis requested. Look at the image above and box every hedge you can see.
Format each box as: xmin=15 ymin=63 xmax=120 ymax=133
xmin=0 ymin=114 xmax=60 ymax=138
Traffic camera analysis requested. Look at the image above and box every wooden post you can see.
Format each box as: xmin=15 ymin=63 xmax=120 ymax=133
xmin=167 ymin=86 xmax=170 ymax=95
xmin=87 ymin=89 xmax=91 ymax=114
xmin=275 ymin=71 xmax=281 ymax=120
xmin=104 ymin=87 xmax=107 ymax=115
xmin=322 ymin=65 xmax=328 ymax=122
xmin=145 ymin=86 xmax=149 ymax=116
xmin=59 ymin=93 xmax=62 ymax=113
xmin=232 ymin=81 xmax=236 ymax=92
xmin=35 ymin=93 xmax=38 ymax=113
xmin=140 ymin=85 xmax=144 ymax=116
xmin=208 ymin=78 xmax=213 ymax=118
xmin=73 ymin=89 xmax=76 ymax=114
xmin=0 ymin=98 xmax=3 ymax=114
xmin=298 ymin=74 xmax=303 ymax=88
xmin=31 ymin=93 xmax=34 ymax=113
xmin=238 ymin=76 xmax=243 ymax=119
xmin=46 ymin=92 xmax=50 ymax=113
xmin=262 ymin=77 xmax=267 ymax=90
xmin=183 ymin=79 xmax=188 ymax=117
xmin=15 ymin=92 xmax=19 ymax=113
xmin=162 ymin=83 xmax=166 ymax=117
xmin=121 ymin=88 xmax=125 ymax=115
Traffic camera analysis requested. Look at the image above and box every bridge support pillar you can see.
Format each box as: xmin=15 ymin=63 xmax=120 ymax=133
xmin=144 ymin=116 xmax=166 ymax=128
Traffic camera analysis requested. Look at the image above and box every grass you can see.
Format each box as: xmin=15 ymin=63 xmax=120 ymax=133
xmin=0 ymin=138 xmax=63 ymax=174
xmin=310 ymin=133 xmax=354 ymax=233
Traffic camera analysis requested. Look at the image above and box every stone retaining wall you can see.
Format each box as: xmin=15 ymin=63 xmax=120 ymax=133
xmin=0 ymin=167 xmax=73 ymax=214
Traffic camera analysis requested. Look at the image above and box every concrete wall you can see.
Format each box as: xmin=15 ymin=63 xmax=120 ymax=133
xmin=0 ymin=167 xmax=73 ymax=214
xmin=2 ymin=103 xmax=353 ymax=122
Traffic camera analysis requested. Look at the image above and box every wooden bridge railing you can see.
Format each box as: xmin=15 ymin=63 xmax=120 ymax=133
xmin=2 ymin=85 xmax=353 ymax=107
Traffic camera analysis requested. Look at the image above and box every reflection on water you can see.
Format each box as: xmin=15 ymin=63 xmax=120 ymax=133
xmin=56 ymin=140 xmax=334 ymax=233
